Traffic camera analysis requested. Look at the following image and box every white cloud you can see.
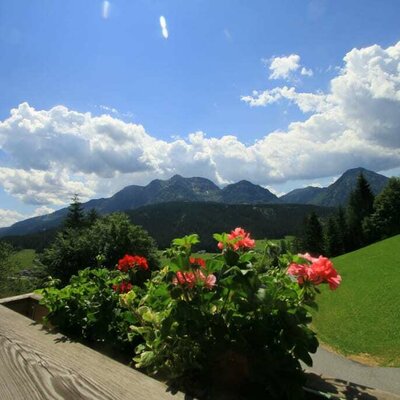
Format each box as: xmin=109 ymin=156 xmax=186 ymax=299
xmin=0 ymin=104 xmax=160 ymax=178
xmin=0 ymin=167 xmax=95 ymax=205
xmin=159 ymin=16 xmax=168 ymax=39
xmin=102 ymin=1 xmax=110 ymax=19
xmin=267 ymin=54 xmax=313 ymax=81
xmin=268 ymin=54 xmax=301 ymax=80
xmin=265 ymin=185 xmax=286 ymax=198
xmin=241 ymin=41 xmax=400 ymax=177
xmin=99 ymin=105 xmax=118 ymax=114
xmin=301 ymin=67 xmax=313 ymax=77
xmin=0 ymin=206 xmax=56 ymax=228
xmin=32 ymin=206 xmax=56 ymax=216
xmin=97 ymin=105 xmax=134 ymax=120
xmin=1 ymin=41 xmax=400 ymax=207
xmin=241 ymin=86 xmax=329 ymax=113
xmin=304 ymin=182 xmax=323 ymax=188
xmin=0 ymin=209 xmax=25 ymax=228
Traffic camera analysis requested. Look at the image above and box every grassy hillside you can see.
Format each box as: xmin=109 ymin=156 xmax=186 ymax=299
xmin=0 ymin=249 xmax=40 ymax=298
xmin=312 ymin=235 xmax=400 ymax=366
xmin=10 ymin=249 xmax=37 ymax=270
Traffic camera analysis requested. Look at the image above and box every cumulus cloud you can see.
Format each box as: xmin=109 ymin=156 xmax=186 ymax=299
xmin=267 ymin=54 xmax=313 ymax=81
xmin=0 ymin=167 xmax=95 ymax=205
xmin=159 ymin=16 xmax=168 ymax=39
xmin=268 ymin=54 xmax=301 ymax=80
xmin=0 ymin=206 xmax=56 ymax=228
xmin=0 ymin=209 xmax=26 ymax=228
xmin=241 ymin=86 xmax=329 ymax=113
xmin=301 ymin=67 xmax=313 ymax=77
xmin=242 ymin=41 xmax=400 ymax=176
xmin=1 ymin=41 xmax=400 ymax=207
xmin=0 ymin=104 xmax=161 ymax=178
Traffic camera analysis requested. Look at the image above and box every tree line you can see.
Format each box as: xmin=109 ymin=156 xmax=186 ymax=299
xmin=302 ymin=175 xmax=400 ymax=257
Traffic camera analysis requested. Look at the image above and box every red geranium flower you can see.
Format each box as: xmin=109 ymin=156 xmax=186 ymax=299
xmin=112 ymin=281 xmax=133 ymax=293
xmin=189 ymin=257 xmax=206 ymax=269
xmin=117 ymin=254 xmax=149 ymax=272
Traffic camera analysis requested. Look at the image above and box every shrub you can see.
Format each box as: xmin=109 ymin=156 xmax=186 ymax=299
xmin=39 ymin=267 xmax=142 ymax=352
xmin=40 ymin=213 xmax=159 ymax=284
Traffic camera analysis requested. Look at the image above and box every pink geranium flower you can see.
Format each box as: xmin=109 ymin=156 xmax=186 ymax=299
xmin=287 ymin=254 xmax=341 ymax=290
xmin=218 ymin=227 xmax=255 ymax=251
xmin=173 ymin=270 xmax=217 ymax=290
xmin=204 ymin=274 xmax=217 ymax=289
xmin=195 ymin=270 xmax=217 ymax=289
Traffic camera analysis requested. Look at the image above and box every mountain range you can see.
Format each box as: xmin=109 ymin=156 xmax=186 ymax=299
xmin=0 ymin=167 xmax=390 ymax=237
xmin=281 ymin=167 xmax=388 ymax=207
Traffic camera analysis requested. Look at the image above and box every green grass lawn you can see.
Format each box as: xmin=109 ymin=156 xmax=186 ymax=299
xmin=311 ymin=235 xmax=400 ymax=366
xmin=0 ymin=249 xmax=39 ymax=298
xmin=10 ymin=249 xmax=37 ymax=271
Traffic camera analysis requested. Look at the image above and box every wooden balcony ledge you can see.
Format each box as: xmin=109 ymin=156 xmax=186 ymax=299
xmin=2 ymin=293 xmax=399 ymax=400
xmin=0 ymin=294 xmax=184 ymax=400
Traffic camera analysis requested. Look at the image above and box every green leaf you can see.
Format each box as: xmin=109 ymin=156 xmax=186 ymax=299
xmin=213 ymin=233 xmax=226 ymax=242
xmin=134 ymin=351 xmax=156 ymax=368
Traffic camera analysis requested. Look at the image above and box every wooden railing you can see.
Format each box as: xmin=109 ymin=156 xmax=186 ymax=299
xmin=0 ymin=294 xmax=184 ymax=400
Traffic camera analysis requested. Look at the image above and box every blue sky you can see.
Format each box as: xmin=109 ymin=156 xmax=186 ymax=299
xmin=1 ymin=0 xmax=400 ymax=226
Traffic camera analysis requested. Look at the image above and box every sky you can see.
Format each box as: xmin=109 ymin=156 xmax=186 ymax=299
xmin=1 ymin=0 xmax=400 ymax=227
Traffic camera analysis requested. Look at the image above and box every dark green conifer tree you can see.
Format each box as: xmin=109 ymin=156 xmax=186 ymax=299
xmin=64 ymin=194 xmax=85 ymax=229
xmin=324 ymin=216 xmax=341 ymax=257
xmin=363 ymin=177 xmax=400 ymax=241
xmin=86 ymin=208 xmax=100 ymax=226
xmin=302 ymin=212 xmax=325 ymax=255
xmin=347 ymin=173 xmax=375 ymax=249
xmin=335 ymin=207 xmax=348 ymax=254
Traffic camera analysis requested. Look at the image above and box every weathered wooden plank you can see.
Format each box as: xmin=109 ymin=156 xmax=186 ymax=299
xmin=0 ymin=305 xmax=184 ymax=400
xmin=0 ymin=292 xmax=42 ymax=305
xmin=0 ymin=293 xmax=47 ymax=322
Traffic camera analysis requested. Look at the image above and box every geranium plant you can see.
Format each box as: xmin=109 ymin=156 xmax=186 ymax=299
xmin=38 ymin=253 xmax=151 ymax=351
xmin=39 ymin=227 xmax=341 ymax=399
xmin=121 ymin=228 xmax=341 ymax=399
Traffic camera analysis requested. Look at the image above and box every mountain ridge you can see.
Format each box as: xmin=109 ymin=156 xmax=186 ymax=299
xmin=0 ymin=167 xmax=390 ymax=237
xmin=281 ymin=167 xmax=389 ymax=207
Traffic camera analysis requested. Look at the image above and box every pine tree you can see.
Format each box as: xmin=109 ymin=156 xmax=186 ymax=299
xmin=302 ymin=212 xmax=325 ymax=255
xmin=324 ymin=216 xmax=341 ymax=257
xmin=86 ymin=208 xmax=100 ymax=226
xmin=64 ymin=194 xmax=85 ymax=229
xmin=335 ymin=207 xmax=348 ymax=254
xmin=363 ymin=177 xmax=400 ymax=241
xmin=347 ymin=173 xmax=375 ymax=249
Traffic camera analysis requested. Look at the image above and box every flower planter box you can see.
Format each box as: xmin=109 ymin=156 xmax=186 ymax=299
xmin=1 ymin=293 xmax=398 ymax=400
xmin=0 ymin=292 xmax=48 ymax=322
